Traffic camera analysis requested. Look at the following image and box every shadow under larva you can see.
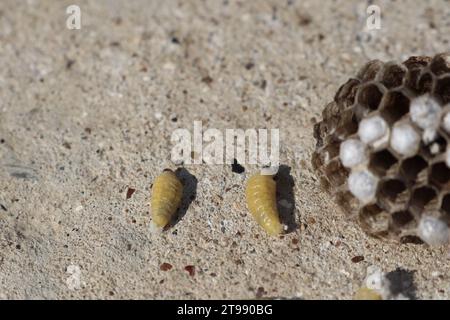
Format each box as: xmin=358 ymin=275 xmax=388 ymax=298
xmin=274 ymin=165 xmax=298 ymax=233
xmin=164 ymin=167 xmax=198 ymax=230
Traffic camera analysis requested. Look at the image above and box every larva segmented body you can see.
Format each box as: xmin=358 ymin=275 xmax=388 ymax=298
xmin=245 ymin=173 xmax=283 ymax=236
xmin=151 ymin=169 xmax=183 ymax=228
xmin=354 ymin=287 xmax=382 ymax=300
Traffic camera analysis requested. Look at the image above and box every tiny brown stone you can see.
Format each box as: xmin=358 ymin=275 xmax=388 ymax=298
xmin=351 ymin=256 xmax=365 ymax=263
xmin=126 ymin=188 xmax=136 ymax=199
xmin=160 ymin=263 xmax=173 ymax=271
xmin=184 ymin=265 xmax=195 ymax=277
xmin=255 ymin=287 xmax=266 ymax=298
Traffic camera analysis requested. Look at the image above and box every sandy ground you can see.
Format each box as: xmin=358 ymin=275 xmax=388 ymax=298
xmin=0 ymin=0 xmax=449 ymax=299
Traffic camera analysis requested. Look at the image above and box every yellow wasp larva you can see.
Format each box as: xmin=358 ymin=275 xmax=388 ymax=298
xmin=354 ymin=287 xmax=382 ymax=300
xmin=245 ymin=171 xmax=284 ymax=236
xmin=150 ymin=169 xmax=183 ymax=229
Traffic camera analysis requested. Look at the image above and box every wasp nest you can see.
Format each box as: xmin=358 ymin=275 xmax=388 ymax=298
xmin=313 ymin=53 xmax=450 ymax=245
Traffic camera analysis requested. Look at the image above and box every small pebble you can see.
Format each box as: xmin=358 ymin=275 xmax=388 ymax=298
xmin=351 ymin=255 xmax=365 ymax=263
xmin=126 ymin=187 xmax=136 ymax=199
xmin=160 ymin=263 xmax=173 ymax=271
xmin=184 ymin=265 xmax=195 ymax=277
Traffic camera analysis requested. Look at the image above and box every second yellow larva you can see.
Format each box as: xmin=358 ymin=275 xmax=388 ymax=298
xmin=150 ymin=169 xmax=183 ymax=229
xmin=245 ymin=172 xmax=283 ymax=236
xmin=353 ymin=287 xmax=382 ymax=300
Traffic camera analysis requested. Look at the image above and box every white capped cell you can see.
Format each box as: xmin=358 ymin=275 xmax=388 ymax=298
xmin=390 ymin=123 xmax=420 ymax=157
xmin=442 ymin=111 xmax=450 ymax=133
xmin=417 ymin=215 xmax=449 ymax=246
xmin=339 ymin=139 xmax=367 ymax=168
xmin=348 ymin=169 xmax=378 ymax=203
xmin=410 ymin=94 xmax=442 ymax=130
xmin=358 ymin=115 xmax=388 ymax=145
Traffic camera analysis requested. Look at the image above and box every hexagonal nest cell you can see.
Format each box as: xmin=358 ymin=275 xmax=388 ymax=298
xmin=312 ymin=52 xmax=450 ymax=244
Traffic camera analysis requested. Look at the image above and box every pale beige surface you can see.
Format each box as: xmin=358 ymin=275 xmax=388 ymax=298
xmin=0 ymin=0 xmax=449 ymax=299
